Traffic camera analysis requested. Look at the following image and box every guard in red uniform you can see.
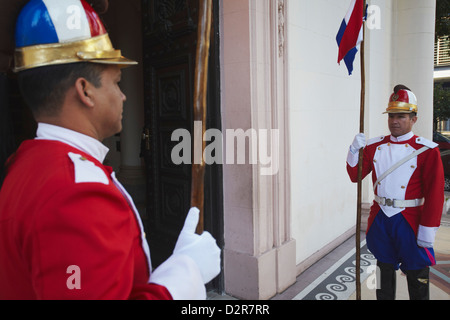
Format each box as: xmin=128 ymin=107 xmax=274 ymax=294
xmin=347 ymin=85 xmax=444 ymax=300
xmin=0 ymin=0 xmax=220 ymax=300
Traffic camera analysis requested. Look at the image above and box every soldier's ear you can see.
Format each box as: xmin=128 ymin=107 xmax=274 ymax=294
xmin=75 ymin=78 xmax=95 ymax=108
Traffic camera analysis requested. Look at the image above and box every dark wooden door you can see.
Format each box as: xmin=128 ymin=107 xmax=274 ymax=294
xmin=140 ymin=0 xmax=223 ymax=289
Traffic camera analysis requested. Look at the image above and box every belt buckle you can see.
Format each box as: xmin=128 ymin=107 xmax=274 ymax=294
xmin=385 ymin=198 xmax=393 ymax=207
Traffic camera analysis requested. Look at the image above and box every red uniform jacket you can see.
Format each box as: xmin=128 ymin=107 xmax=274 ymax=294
xmin=347 ymin=134 xmax=444 ymax=243
xmin=0 ymin=139 xmax=172 ymax=299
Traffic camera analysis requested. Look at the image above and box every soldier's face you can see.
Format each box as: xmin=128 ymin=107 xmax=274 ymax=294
xmin=388 ymin=113 xmax=417 ymax=137
xmin=91 ymin=66 xmax=126 ymax=140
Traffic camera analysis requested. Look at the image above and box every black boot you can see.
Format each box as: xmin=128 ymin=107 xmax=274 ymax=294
xmin=405 ymin=267 xmax=430 ymax=300
xmin=376 ymin=261 xmax=397 ymax=300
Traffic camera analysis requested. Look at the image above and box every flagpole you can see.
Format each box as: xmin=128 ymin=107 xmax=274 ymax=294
xmin=191 ymin=0 xmax=212 ymax=234
xmin=356 ymin=0 xmax=366 ymax=301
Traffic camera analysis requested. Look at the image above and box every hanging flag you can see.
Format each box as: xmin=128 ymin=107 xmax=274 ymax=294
xmin=336 ymin=0 xmax=365 ymax=75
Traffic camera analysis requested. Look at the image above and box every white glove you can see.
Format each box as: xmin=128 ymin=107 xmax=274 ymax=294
xmin=173 ymin=207 xmax=221 ymax=284
xmin=350 ymin=133 xmax=366 ymax=154
xmin=417 ymin=225 xmax=438 ymax=248
xmin=417 ymin=239 xmax=433 ymax=248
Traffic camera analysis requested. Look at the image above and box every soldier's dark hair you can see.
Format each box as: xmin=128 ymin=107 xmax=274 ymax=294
xmin=17 ymin=62 xmax=108 ymax=118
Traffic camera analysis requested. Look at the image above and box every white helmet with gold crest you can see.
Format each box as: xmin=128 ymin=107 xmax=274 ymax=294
xmin=14 ymin=0 xmax=136 ymax=72
xmin=384 ymin=85 xmax=418 ymax=114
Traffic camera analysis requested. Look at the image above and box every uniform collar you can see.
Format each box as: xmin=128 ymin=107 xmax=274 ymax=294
xmin=35 ymin=123 xmax=109 ymax=163
xmin=390 ymin=131 xmax=414 ymax=143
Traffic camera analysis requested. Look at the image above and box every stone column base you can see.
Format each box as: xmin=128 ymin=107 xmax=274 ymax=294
xmin=224 ymin=239 xmax=296 ymax=300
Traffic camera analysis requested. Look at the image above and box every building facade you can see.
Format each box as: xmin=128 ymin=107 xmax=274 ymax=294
xmin=4 ymin=0 xmax=436 ymax=300
xmin=219 ymin=0 xmax=435 ymax=299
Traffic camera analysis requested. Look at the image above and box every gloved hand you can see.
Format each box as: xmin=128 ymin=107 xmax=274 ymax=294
xmin=417 ymin=239 xmax=433 ymax=248
xmin=350 ymin=133 xmax=366 ymax=154
xmin=417 ymin=225 xmax=437 ymax=248
xmin=173 ymin=207 xmax=221 ymax=284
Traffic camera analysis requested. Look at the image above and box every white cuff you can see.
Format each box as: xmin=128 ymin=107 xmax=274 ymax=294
xmin=347 ymin=146 xmax=359 ymax=167
xmin=149 ymin=254 xmax=206 ymax=300
xmin=417 ymin=239 xmax=433 ymax=248
xmin=417 ymin=225 xmax=439 ymax=248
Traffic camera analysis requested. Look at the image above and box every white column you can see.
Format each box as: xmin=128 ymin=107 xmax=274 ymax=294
xmin=221 ymin=0 xmax=295 ymax=300
xmin=395 ymin=0 xmax=436 ymax=139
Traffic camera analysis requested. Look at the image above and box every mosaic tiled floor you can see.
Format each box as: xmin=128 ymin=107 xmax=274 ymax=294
xmin=291 ymin=240 xmax=449 ymax=300
xmin=430 ymin=252 xmax=450 ymax=295
xmin=293 ymin=240 xmax=376 ymax=300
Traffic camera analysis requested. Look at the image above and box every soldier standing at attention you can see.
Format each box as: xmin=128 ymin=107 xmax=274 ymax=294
xmin=347 ymin=85 xmax=444 ymax=300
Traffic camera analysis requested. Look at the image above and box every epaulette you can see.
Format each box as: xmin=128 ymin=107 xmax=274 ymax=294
xmin=416 ymin=137 xmax=438 ymax=149
xmin=68 ymin=152 xmax=109 ymax=185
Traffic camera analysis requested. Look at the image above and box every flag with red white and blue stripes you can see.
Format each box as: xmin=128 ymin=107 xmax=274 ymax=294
xmin=336 ymin=0 xmax=365 ymax=75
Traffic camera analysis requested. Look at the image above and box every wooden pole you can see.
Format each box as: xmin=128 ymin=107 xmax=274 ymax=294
xmin=356 ymin=2 xmax=366 ymax=301
xmin=191 ymin=0 xmax=212 ymax=235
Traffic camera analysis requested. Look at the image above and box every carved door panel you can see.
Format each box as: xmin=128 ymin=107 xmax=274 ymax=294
xmin=141 ymin=0 xmax=223 ymax=288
